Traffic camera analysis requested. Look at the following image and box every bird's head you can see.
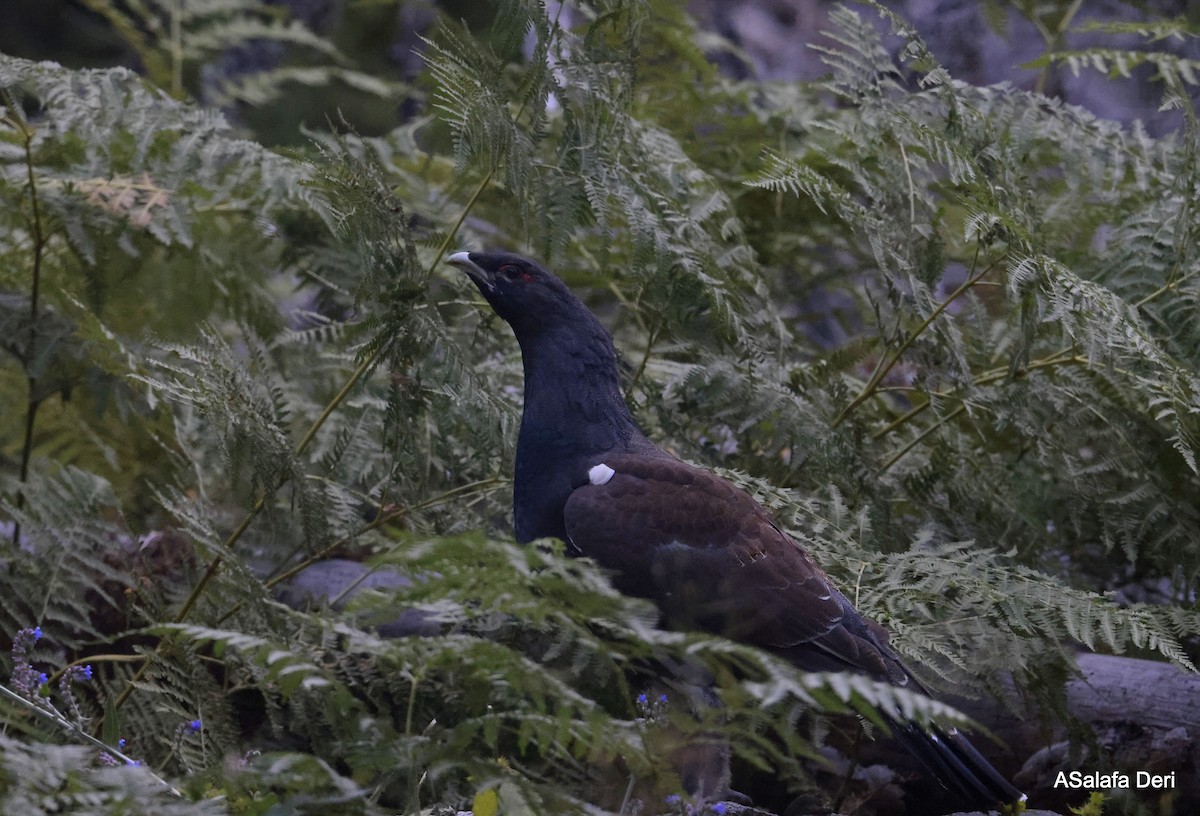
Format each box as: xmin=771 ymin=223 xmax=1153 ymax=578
xmin=447 ymin=251 xmax=592 ymax=338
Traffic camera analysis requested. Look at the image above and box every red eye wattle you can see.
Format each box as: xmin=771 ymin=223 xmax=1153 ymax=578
xmin=500 ymin=264 xmax=535 ymax=283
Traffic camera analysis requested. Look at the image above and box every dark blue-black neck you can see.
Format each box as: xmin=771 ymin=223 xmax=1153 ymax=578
xmin=510 ymin=318 xmax=654 ymax=542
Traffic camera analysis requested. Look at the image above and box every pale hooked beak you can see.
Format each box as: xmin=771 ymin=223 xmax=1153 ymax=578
xmin=446 ymin=251 xmax=494 ymax=293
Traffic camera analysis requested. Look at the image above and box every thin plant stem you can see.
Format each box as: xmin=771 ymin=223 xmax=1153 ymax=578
xmin=872 ymin=398 xmax=930 ymax=441
xmin=833 ymin=725 xmax=865 ymax=813
xmin=1134 ymin=266 xmax=1197 ymax=309
xmin=1033 ymin=0 xmax=1086 ymax=96
xmin=898 ymin=140 xmax=916 ymax=226
xmin=208 ymin=476 xmax=505 ymax=627
xmin=879 ymin=404 xmax=967 ymax=473
xmin=403 ymin=667 xmax=426 ymax=816
xmin=0 ymin=684 xmax=182 ymax=797
xmin=871 ymin=346 xmax=1083 ymax=441
xmin=875 ymin=349 xmax=1087 ymax=470
xmin=171 ymin=0 xmax=183 ymax=98
xmin=40 ymin=654 xmax=147 ymax=686
xmin=631 ymin=323 xmax=659 ymax=389
xmin=5 ymin=94 xmax=48 ymax=546
xmin=832 ymin=250 xmax=1004 ymax=428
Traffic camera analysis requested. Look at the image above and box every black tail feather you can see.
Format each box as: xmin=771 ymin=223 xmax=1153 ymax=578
xmin=893 ymin=721 xmax=1025 ymax=812
xmin=940 ymin=726 xmax=1026 ymax=807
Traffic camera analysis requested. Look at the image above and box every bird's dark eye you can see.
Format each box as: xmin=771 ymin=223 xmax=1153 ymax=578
xmin=499 ymin=264 xmax=522 ymax=281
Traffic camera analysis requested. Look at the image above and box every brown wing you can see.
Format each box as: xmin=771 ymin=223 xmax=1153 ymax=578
xmin=563 ymin=453 xmax=910 ymax=685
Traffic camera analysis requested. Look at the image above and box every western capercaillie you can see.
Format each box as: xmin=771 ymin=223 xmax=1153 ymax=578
xmin=449 ymin=249 xmax=1024 ymax=812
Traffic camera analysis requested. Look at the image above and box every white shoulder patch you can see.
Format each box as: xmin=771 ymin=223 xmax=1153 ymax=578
xmin=588 ymin=463 xmax=615 ymax=486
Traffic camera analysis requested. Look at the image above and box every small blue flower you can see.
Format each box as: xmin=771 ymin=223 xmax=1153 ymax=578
xmin=62 ymin=665 xmax=94 ymax=682
xmin=189 ymin=719 xmax=202 ymax=732
xmin=37 ymin=673 xmax=48 ymax=686
xmin=711 ymin=804 xmax=727 ymax=815
xmin=117 ymin=738 xmax=126 ymax=749
xmin=636 ymin=693 xmax=648 ymax=705
xmin=665 ymin=794 xmax=682 ymax=805
xmin=13 ymin=626 xmax=43 ymax=653
xmin=60 ymin=664 xmax=94 ymax=687
xmin=658 ymin=693 xmax=668 ymax=704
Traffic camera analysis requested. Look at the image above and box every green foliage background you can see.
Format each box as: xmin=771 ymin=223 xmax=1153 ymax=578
xmin=1 ymin=1 xmax=1198 ymax=814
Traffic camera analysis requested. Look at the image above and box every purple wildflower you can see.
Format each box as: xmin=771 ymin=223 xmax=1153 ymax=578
xmin=9 ymin=627 xmax=44 ymax=698
xmin=62 ymin=664 xmax=93 ymax=683
xmin=59 ymin=664 xmax=93 ymax=724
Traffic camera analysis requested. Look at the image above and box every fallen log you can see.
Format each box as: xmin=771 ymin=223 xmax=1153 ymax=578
xmin=951 ymin=652 xmax=1199 ymax=815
